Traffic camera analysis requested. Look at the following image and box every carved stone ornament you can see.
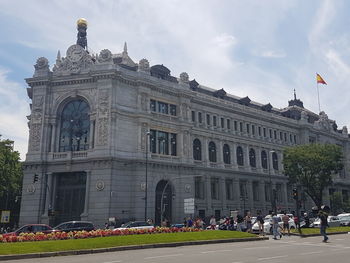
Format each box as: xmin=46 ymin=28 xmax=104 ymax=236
xmin=179 ymin=72 xmax=189 ymax=83
xmin=184 ymin=184 xmax=191 ymax=193
xmin=98 ymin=49 xmax=112 ymax=63
xmin=29 ymin=123 xmax=41 ymax=151
xmin=96 ymin=180 xmax=105 ymax=191
xmin=342 ymin=126 xmax=348 ymax=135
xmin=314 ymin=111 xmax=332 ymax=131
xmin=140 ymin=182 xmax=146 ymax=191
xmin=138 ymin=58 xmax=150 ymax=72
xmin=34 ymin=57 xmax=50 ymax=77
xmin=53 ymin=44 xmax=94 ymax=76
xmin=300 ymin=110 xmax=308 ymax=121
xmin=97 ymin=117 xmax=108 ymax=146
xmin=27 ymin=184 xmax=36 ymax=194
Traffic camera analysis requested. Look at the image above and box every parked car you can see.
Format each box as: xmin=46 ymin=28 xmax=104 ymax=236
xmin=252 ymin=214 xmax=296 ymax=234
xmin=170 ymin=223 xmax=185 ymax=228
xmin=338 ymin=215 xmax=350 ymax=226
xmin=2 ymin=224 xmax=53 ymax=237
xmin=312 ymin=215 xmax=341 ymax=227
xmin=53 ymin=221 xmax=95 ymax=232
xmin=114 ymin=221 xmax=154 ymax=230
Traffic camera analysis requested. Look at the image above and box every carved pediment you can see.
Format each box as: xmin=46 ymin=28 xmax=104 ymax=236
xmin=239 ymin=96 xmax=251 ymax=106
xmin=261 ymin=103 xmax=272 ymax=112
xmin=213 ymin=88 xmax=226 ymax=99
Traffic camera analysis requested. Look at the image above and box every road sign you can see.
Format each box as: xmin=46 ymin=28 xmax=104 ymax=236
xmin=184 ymin=198 xmax=195 ymax=214
xmin=0 ymin=210 xmax=10 ymax=223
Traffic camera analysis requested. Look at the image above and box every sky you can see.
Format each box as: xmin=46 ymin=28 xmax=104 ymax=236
xmin=1 ymin=0 xmax=350 ymax=160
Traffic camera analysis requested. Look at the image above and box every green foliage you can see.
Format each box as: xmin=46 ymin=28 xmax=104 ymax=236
xmin=0 ymin=231 xmax=255 ymax=255
xmin=0 ymin=136 xmax=23 ymax=225
xmin=283 ymin=143 xmax=343 ymax=209
xmin=292 ymin=226 xmax=350 ymax=235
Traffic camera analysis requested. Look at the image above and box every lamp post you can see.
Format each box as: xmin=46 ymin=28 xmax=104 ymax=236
xmin=268 ymin=150 xmax=277 ymax=214
xmin=144 ymin=132 xmax=151 ymax=221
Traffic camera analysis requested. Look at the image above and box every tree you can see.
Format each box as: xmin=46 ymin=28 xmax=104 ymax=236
xmin=330 ymin=192 xmax=344 ymax=215
xmin=0 ymin=135 xmax=23 ymax=226
xmin=283 ymin=143 xmax=343 ymax=209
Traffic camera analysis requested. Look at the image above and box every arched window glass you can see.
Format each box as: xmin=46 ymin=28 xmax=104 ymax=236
xmin=249 ymin=148 xmax=256 ymax=167
xmin=59 ymin=99 xmax=90 ymax=152
xmin=208 ymin=141 xmax=217 ymax=162
xmin=193 ymin=139 xmax=202 ymax=160
xmin=261 ymin=150 xmax=268 ymax=169
xmin=223 ymin=144 xmax=230 ymax=164
xmin=272 ymin=152 xmax=278 ymax=170
xmin=236 ymin=146 xmax=244 ymax=166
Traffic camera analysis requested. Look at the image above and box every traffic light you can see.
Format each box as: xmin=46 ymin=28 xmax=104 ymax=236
xmin=292 ymin=188 xmax=298 ymax=200
xmin=33 ymin=174 xmax=39 ymax=183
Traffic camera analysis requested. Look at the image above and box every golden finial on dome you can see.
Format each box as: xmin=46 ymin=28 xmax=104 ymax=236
xmin=77 ymin=18 xmax=88 ymax=28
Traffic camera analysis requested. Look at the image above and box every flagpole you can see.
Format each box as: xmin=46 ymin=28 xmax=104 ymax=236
xmin=317 ymin=82 xmax=321 ymax=113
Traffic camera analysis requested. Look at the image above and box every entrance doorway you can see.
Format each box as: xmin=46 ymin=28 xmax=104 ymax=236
xmin=54 ymin=172 xmax=86 ymax=225
xmin=155 ymin=180 xmax=172 ymax=226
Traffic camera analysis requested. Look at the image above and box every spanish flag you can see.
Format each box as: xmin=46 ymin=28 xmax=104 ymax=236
xmin=316 ymin=73 xmax=327 ymax=85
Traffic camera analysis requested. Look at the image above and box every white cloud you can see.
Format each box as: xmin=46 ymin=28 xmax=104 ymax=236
xmin=0 ymin=69 xmax=30 ymax=160
xmin=260 ymin=50 xmax=286 ymax=58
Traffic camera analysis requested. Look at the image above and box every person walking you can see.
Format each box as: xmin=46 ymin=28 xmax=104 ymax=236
xmin=282 ymin=212 xmax=290 ymax=236
xmin=256 ymin=212 xmax=265 ymax=236
xmin=319 ymin=206 xmax=329 ymax=242
xmin=271 ymin=212 xmax=282 ymax=240
xmin=236 ymin=213 xmax=244 ymax=231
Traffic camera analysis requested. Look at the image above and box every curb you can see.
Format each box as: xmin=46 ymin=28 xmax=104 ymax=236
xmin=0 ymin=236 xmax=268 ymax=261
xmin=290 ymin=231 xmax=350 ymax=238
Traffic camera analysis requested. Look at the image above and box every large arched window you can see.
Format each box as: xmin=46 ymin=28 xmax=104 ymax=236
xmin=236 ymin=146 xmax=244 ymax=166
xmin=272 ymin=152 xmax=278 ymax=170
xmin=223 ymin=144 xmax=231 ymax=164
xmin=249 ymin=148 xmax=256 ymax=167
xmin=261 ymin=150 xmax=268 ymax=169
xmin=193 ymin=139 xmax=202 ymax=160
xmin=208 ymin=141 xmax=217 ymax=162
xmin=59 ymin=99 xmax=90 ymax=152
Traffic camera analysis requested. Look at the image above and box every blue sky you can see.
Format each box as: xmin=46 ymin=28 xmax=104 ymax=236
xmin=1 ymin=0 xmax=350 ymax=160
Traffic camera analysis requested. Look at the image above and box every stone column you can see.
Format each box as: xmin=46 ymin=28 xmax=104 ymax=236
xmin=259 ymin=180 xmax=266 ymax=206
xmin=256 ymin=147 xmax=262 ymax=171
xmin=232 ymin=143 xmax=238 ymax=169
xmin=246 ymin=180 xmax=253 ymax=212
xmin=283 ymin=183 xmax=289 ymax=209
xmin=220 ymin=177 xmax=227 ymax=212
xmin=50 ymin=122 xmax=56 ymax=152
xmin=81 ymin=171 xmax=91 ymax=219
xmin=218 ymin=141 xmax=224 ymax=167
xmin=205 ymin=175 xmax=212 ymax=215
xmin=204 ymin=138 xmax=209 ymax=165
xmin=233 ymin=178 xmax=240 ymax=209
xmin=43 ymin=172 xmax=53 ymax=216
xmin=245 ymin=145 xmax=250 ymax=170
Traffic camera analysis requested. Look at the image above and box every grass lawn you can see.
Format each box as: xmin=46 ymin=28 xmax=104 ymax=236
xmin=0 ymin=231 xmax=256 ymax=255
xmin=292 ymin=226 xmax=350 ymax=235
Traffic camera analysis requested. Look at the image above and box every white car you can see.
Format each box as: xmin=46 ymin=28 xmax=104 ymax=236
xmin=114 ymin=221 xmax=154 ymax=230
xmin=312 ymin=216 xmax=341 ymax=228
xmin=252 ymin=214 xmax=296 ymax=234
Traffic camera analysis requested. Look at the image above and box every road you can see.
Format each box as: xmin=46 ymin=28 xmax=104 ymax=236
xmin=3 ymin=234 xmax=350 ymax=263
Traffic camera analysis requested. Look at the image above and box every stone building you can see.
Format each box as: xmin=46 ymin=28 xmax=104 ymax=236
xmin=19 ymin=21 xmax=350 ymax=227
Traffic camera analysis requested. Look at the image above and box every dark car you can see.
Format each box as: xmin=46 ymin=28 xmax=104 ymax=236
xmin=53 ymin=221 xmax=95 ymax=232
xmin=2 ymin=224 xmax=53 ymax=237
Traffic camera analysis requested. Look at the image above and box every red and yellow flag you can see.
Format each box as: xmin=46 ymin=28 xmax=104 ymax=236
xmin=316 ymin=73 xmax=327 ymax=85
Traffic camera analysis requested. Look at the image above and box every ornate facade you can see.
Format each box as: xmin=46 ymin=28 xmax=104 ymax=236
xmin=20 ymin=29 xmax=350 ymax=227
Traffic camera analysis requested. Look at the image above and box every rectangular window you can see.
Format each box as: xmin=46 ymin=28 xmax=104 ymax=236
xmin=263 ymin=127 xmax=266 ymax=137
xmin=239 ymin=181 xmax=247 ymax=200
xmin=234 ymin=121 xmax=238 ymax=131
xmin=227 ymin=119 xmax=231 ymax=130
xmin=150 ymin=129 xmax=157 ymax=153
xmin=294 ymin=135 xmax=297 ymax=143
xmin=289 ymin=134 xmax=292 ymax=142
xmin=150 ymin=99 xmax=156 ymax=112
xmin=195 ymin=177 xmax=204 ymax=199
xmin=211 ymin=178 xmax=219 ymax=200
xmin=269 ymin=129 xmax=272 ymax=138
xmin=258 ymin=126 xmax=261 ymax=136
xmin=284 ymin=133 xmax=287 ymax=141
xmin=225 ymin=179 xmax=234 ymax=200
xmin=206 ymin=114 xmax=210 ymax=125
xmin=239 ymin=122 xmax=243 ymax=132
xmin=274 ymin=130 xmax=277 ymax=139
xmin=170 ymin=133 xmax=177 ymax=156
xmin=252 ymin=125 xmax=255 ymax=135
xmin=170 ymin=104 xmax=176 ymax=116
xmin=198 ymin=112 xmax=202 ymax=123
xmin=253 ymin=182 xmax=259 ymax=201
xmin=246 ymin=124 xmax=250 ymax=134
xmin=158 ymin=101 xmax=168 ymax=114
xmin=276 ymin=184 xmax=282 ymax=202
xmin=191 ymin=111 xmax=195 ymax=122
xmin=213 ymin=116 xmax=217 ymax=126
xmin=221 ymin=117 xmax=224 ymax=128
xmin=157 ymin=131 xmax=169 ymax=155
xmin=280 ymin=131 xmax=283 ymax=140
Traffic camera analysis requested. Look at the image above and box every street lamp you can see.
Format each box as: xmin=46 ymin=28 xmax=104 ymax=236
xmin=144 ymin=131 xmax=151 ymax=221
xmin=268 ymin=150 xmax=277 ymax=213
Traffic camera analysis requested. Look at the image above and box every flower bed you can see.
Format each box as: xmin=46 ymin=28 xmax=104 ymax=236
xmin=0 ymin=227 xmax=202 ymax=243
